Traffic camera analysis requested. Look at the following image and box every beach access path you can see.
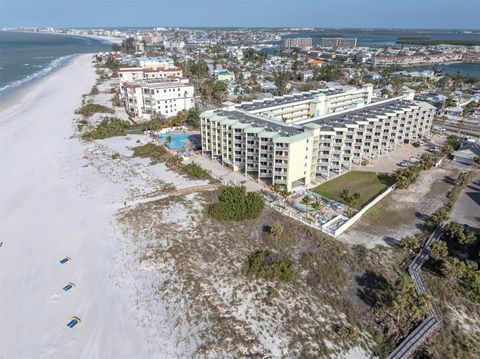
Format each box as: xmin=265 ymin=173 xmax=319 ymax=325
xmin=0 ymin=54 xmax=153 ymax=358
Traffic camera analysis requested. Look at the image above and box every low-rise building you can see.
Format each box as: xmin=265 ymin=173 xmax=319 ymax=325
xmin=444 ymin=106 xmax=463 ymax=118
xmin=200 ymin=89 xmax=435 ymax=190
xmin=123 ymin=78 xmax=195 ymax=119
xmin=452 ymin=139 xmax=480 ymax=165
xmin=307 ymin=59 xmax=326 ymax=67
xmin=216 ymin=69 xmax=235 ymax=82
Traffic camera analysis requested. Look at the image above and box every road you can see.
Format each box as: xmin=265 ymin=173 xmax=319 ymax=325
xmin=451 ymin=174 xmax=480 ymax=232
xmin=433 ymin=121 xmax=480 ymax=137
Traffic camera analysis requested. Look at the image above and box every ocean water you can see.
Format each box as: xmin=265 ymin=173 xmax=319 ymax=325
xmin=403 ymin=63 xmax=480 ymax=78
xmin=0 ymin=31 xmax=110 ymax=98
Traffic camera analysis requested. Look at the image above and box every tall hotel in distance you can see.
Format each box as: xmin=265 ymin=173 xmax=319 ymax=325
xmin=200 ymin=86 xmax=435 ymax=190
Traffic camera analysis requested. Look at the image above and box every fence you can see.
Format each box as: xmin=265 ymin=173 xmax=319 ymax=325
xmin=269 ymin=202 xmax=335 ymax=236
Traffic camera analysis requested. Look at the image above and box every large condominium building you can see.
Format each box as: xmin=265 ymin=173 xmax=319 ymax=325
xmin=284 ymin=37 xmax=313 ymax=49
xmin=321 ymin=37 xmax=357 ymax=48
xmin=235 ymin=85 xmax=373 ymax=122
xmin=123 ymin=78 xmax=195 ymax=119
xmin=200 ymin=90 xmax=435 ymax=191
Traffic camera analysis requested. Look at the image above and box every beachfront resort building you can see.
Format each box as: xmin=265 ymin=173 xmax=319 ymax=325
xmin=321 ymin=37 xmax=357 ymax=48
xmin=200 ymin=88 xmax=435 ymax=190
xmin=123 ymin=78 xmax=195 ymax=119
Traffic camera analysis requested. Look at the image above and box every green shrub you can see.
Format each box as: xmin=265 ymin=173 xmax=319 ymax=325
xmin=111 ymin=93 xmax=122 ymax=107
xmin=90 ymin=85 xmax=99 ymax=95
xmin=82 ymin=117 xmax=131 ymax=140
xmin=245 ymin=250 xmax=295 ymax=282
xmin=132 ymin=143 xmax=167 ymax=163
xmin=75 ymin=103 xmax=114 ymax=117
xmin=463 ymin=271 xmax=480 ymax=302
xmin=208 ymin=186 xmax=264 ymax=221
xmin=394 ymin=165 xmax=421 ymax=188
xmin=183 ymin=162 xmax=208 ymax=178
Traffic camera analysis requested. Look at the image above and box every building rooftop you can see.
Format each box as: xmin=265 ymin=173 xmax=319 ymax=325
xmin=213 ymin=109 xmax=303 ymax=137
xmin=235 ymin=88 xmax=344 ymax=112
xmin=207 ymin=96 xmax=430 ymax=137
xmin=123 ymin=78 xmax=192 ymax=89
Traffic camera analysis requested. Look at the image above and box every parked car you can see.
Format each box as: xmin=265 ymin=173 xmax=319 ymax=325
xmin=399 ymin=160 xmax=412 ymax=167
xmin=412 ymin=142 xmax=421 ymax=148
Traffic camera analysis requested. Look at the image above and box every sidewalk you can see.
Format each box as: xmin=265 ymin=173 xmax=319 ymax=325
xmin=187 ymin=154 xmax=265 ymax=192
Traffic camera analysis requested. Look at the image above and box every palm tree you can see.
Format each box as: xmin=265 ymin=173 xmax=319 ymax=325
xmin=301 ymin=196 xmax=311 ymax=205
xmin=441 ymin=257 xmax=466 ymax=280
xmin=280 ymin=187 xmax=292 ymax=201
xmin=399 ymin=236 xmax=421 ymax=252
xmin=273 ymin=183 xmax=282 ymax=194
xmin=431 ymin=240 xmax=449 ymax=260
xmin=311 ymin=200 xmax=322 ymax=212
xmin=165 ymin=135 xmax=173 ymax=145
xmin=339 ymin=189 xmax=351 ymax=203
xmin=166 ymin=154 xmax=182 ymax=168
xmin=412 ymin=293 xmax=433 ymax=321
xmin=350 ymin=192 xmax=361 ymax=209
xmin=270 ymin=224 xmax=284 ymax=237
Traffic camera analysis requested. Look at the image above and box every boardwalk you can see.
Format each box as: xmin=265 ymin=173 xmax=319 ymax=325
xmin=386 ymin=225 xmax=444 ymax=359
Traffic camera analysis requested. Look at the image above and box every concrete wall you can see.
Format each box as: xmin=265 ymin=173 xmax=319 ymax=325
xmin=333 ymin=184 xmax=397 ymax=237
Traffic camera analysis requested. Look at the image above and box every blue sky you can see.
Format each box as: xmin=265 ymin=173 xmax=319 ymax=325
xmin=1 ymin=0 xmax=479 ymax=29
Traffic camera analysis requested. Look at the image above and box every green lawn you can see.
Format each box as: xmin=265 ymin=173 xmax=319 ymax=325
xmin=312 ymin=171 xmax=395 ymax=208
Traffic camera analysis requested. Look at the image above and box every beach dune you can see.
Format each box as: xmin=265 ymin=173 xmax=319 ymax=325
xmin=0 ymin=55 xmax=151 ymax=358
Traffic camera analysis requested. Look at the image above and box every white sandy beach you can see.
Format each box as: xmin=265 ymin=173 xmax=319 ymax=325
xmin=0 ymin=54 xmax=159 ymax=358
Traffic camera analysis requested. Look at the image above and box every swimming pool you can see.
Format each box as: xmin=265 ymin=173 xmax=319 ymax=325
xmin=158 ymin=134 xmax=191 ymax=149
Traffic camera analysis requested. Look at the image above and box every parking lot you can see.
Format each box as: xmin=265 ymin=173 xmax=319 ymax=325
xmin=352 ymin=134 xmax=446 ymax=174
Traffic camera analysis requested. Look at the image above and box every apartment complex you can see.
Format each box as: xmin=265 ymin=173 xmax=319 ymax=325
xmin=200 ymin=90 xmax=435 ymax=190
xmin=235 ymin=85 xmax=373 ymax=122
xmin=284 ymin=37 xmax=313 ymax=49
xmin=321 ymin=37 xmax=357 ymax=48
xmin=123 ymin=78 xmax=195 ymax=118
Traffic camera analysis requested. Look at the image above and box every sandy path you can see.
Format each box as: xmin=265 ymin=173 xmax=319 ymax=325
xmin=0 ymin=55 xmax=152 ymax=358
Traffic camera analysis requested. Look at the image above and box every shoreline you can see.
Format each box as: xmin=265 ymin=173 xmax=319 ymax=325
xmin=1 ymin=29 xmax=122 ymax=44
xmin=0 ymin=54 xmax=77 ymax=102
xmin=0 ymin=30 xmax=114 ymax=102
